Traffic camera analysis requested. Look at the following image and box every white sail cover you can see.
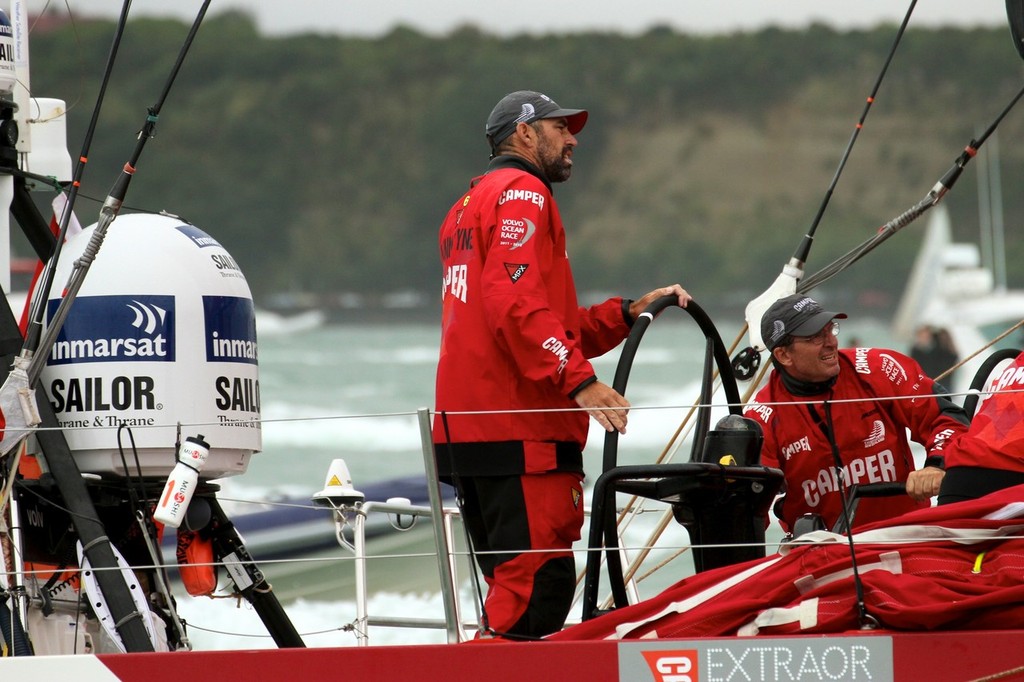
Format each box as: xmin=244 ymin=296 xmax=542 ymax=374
xmin=0 ymin=354 xmax=41 ymax=458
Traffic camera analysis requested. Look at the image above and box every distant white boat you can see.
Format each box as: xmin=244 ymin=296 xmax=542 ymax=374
xmin=255 ymin=307 xmax=326 ymax=336
xmin=891 ymin=203 xmax=1024 ymax=394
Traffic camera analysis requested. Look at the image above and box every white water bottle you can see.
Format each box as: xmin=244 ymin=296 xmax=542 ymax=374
xmin=153 ymin=435 xmax=210 ymax=528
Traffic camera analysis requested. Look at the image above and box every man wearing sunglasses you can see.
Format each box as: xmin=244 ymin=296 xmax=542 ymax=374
xmin=744 ymin=294 xmax=970 ymax=534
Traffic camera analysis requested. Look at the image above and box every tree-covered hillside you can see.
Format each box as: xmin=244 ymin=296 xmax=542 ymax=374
xmin=23 ymin=13 xmax=1024 ymax=318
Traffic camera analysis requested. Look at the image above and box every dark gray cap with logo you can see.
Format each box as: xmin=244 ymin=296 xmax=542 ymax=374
xmin=761 ymin=294 xmax=847 ymax=351
xmin=485 ymin=90 xmax=588 ymax=152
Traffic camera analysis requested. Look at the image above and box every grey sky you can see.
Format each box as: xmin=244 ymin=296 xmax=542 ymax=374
xmin=22 ymin=1 xmax=1012 ymax=37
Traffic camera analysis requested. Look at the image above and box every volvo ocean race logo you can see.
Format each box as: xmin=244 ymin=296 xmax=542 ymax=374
xmin=47 ymin=295 xmax=175 ymax=365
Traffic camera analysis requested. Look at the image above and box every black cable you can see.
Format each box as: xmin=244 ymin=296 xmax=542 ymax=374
xmin=799 ymin=78 xmax=1024 ymax=294
xmin=115 ymin=423 xmax=146 ymax=517
xmin=789 ymin=0 xmax=918 ymax=267
xmin=115 ymin=422 xmax=180 ymax=644
xmin=734 ymin=0 xmax=917 ymax=367
xmin=0 ymin=592 xmax=33 ymax=656
xmin=822 ymin=400 xmax=879 ymax=630
xmin=26 ymin=0 xmax=213 ymax=388
xmin=22 ymin=0 xmax=135 ymax=355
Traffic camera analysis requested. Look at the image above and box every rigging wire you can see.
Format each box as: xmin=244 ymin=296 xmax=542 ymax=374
xmin=798 ymin=78 xmax=1024 ymax=293
xmin=734 ymin=0 xmax=919 ymax=367
xmin=789 ymin=0 xmax=919 ymax=267
xmin=26 ymin=0 xmax=213 ymax=388
xmin=20 ymin=0 xmax=135 ymax=357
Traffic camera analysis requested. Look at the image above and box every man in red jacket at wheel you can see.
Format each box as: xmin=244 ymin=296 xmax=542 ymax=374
xmin=743 ymin=294 xmax=970 ymax=534
xmin=939 ymin=349 xmax=1024 ymax=503
xmin=432 ymin=90 xmax=690 ymax=640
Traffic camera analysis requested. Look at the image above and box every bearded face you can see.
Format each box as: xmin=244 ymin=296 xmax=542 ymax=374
xmin=532 ymin=120 xmax=575 ymax=183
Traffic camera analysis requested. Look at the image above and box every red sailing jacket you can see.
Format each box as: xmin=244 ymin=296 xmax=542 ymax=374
xmin=432 ymin=156 xmax=631 ymax=476
xmin=945 ymin=350 xmax=1024 ymax=472
xmin=744 ymin=347 xmax=969 ymax=532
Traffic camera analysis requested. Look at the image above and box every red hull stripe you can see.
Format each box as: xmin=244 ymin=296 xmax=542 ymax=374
xmin=0 ymin=631 xmax=1018 ymax=681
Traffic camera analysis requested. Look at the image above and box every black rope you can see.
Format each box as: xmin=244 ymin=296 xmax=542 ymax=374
xmin=22 ymin=0 xmax=135 ymax=355
xmin=799 ymin=78 xmax=1024 ymax=294
xmin=790 ymin=0 xmax=919 ymax=265
xmin=823 ymin=400 xmax=879 ymax=630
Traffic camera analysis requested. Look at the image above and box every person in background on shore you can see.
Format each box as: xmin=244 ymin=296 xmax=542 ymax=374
xmin=938 ymin=349 xmax=1024 ymax=504
xmin=744 ymin=295 xmax=970 ymax=534
xmin=910 ymin=325 xmax=960 ymax=388
xmin=432 ymin=90 xmax=690 ymax=640
xmin=932 ymin=327 xmax=960 ymax=388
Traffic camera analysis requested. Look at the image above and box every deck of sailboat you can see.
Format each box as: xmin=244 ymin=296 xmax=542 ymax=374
xmin=8 ymin=629 xmax=1022 ymax=681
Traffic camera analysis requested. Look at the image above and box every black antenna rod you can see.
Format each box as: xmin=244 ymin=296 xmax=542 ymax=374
xmin=789 ymin=0 xmax=918 ymax=269
xmin=739 ymin=0 xmax=917 ymax=359
xmin=20 ymin=0 xmax=135 ymax=356
xmin=25 ymin=0 xmax=212 ymax=386
xmin=799 ymin=78 xmax=1024 ymax=293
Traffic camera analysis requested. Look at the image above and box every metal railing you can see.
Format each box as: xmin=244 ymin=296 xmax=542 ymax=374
xmin=318 ymin=407 xmax=475 ymax=645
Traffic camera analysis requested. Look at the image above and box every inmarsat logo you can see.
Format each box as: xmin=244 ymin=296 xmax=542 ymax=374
xmin=127 ymin=300 xmax=167 ymax=334
xmin=204 ymin=296 xmax=258 ymax=365
xmin=205 ymin=295 xmax=261 ymax=415
xmin=176 ymin=223 xmax=223 ymax=249
xmin=47 ymin=295 xmax=175 ymax=365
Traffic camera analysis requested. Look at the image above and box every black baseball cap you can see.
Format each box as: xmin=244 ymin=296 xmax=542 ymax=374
xmin=485 ymin=90 xmax=588 ymax=151
xmin=761 ymin=294 xmax=847 ymax=351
